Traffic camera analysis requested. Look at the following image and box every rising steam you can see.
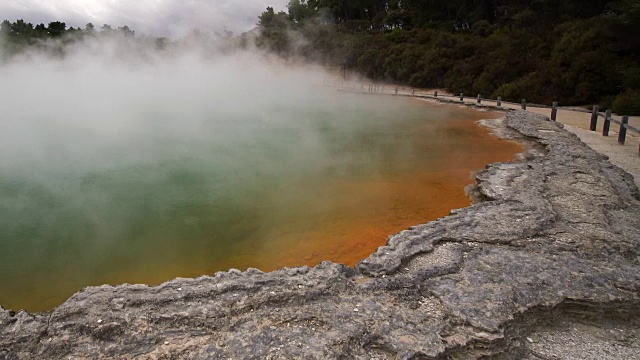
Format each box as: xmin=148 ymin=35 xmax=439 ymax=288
xmin=1 ymin=36 xmax=463 ymax=311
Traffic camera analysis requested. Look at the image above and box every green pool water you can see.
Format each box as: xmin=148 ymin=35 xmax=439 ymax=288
xmin=0 ymin=83 xmax=520 ymax=312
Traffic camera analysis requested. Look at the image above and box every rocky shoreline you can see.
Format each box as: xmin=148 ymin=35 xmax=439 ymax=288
xmin=2 ymin=110 xmax=639 ymax=359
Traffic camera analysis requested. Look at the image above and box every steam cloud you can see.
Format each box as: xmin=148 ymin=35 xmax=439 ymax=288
xmin=1 ymin=35 xmax=450 ymax=311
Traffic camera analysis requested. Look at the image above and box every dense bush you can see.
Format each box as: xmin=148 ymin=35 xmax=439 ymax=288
xmin=612 ymin=89 xmax=640 ymax=115
xmin=255 ymin=0 xmax=640 ymax=107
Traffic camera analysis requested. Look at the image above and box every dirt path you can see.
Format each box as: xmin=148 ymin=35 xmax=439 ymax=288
xmin=512 ymin=105 xmax=639 ymax=188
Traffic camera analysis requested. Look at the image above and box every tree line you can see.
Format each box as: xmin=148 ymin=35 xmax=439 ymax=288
xmin=0 ymin=19 xmax=144 ymax=59
xmin=0 ymin=19 xmax=238 ymax=61
xmin=1 ymin=1 xmax=638 ymax=114
xmin=256 ymin=0 xmax=640 ymax=114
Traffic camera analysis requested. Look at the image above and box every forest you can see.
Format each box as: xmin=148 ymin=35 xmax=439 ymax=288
xmin=255 ymin=0 xmax=640 ymax=114
xmin=1 ymin=0 xmax=639 ymax=114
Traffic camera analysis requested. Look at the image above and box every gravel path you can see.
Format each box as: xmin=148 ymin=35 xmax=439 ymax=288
xmin=526 ymin=107 xmax=640 ymax=189
xmin=522 ymin=315 xmax=640 ymax=360
xmin=445 ymin=94 xmax=640 ymax=188
xmin=398 ymin=87 xmax=639 ymax=188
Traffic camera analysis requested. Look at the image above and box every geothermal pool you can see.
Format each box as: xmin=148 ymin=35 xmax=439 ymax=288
xmin=0 ymin=86 xmax=520 ymax=312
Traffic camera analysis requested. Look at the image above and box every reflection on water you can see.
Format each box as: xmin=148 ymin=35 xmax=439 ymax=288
xmin=0 ymin=95 xmax=521 ymax=312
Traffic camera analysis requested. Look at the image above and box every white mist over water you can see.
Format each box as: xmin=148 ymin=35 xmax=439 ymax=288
xmin=0 ymin=39 xmax=509 ymax=312
xmin=0 ymin=40 xmax=364 ymax=175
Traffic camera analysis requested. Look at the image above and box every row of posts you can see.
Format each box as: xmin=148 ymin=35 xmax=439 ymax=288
xmin=367 ymin=84 xmax=384 ymax=93
xmin=454 ymin=93 xmax=632 ymax=146
xmin=590 ymin=105 xmax=630 ymax=145
xmin=459 ymin=93 xmax=527 ymax=109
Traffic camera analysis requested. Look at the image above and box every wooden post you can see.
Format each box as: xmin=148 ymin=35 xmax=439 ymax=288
xmin=497 ymin=97 xmax=502 ymax=107
xmin=618 ymin=116 xmax=628 ymax=145
xmin=551 ymin=101 xmax=558 ymax=121
xmin=460 ymin=93 xmax=464 ymax=102
xmin=521 ymin=99 xmax=527 ymax=110
xmin=590 ymin=105 xmax=599 ymax=131
xmin=412 ymin=89 xmax=415 ymax=96
xmin=434 ymin=91 xmax=438 ymax=98
xmin=477 ymin=94 xmax=482 ymax=104
xmin=602 ymin=109 xmax=612 ymax=136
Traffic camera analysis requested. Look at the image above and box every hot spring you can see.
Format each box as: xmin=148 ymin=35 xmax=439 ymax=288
xmin=0 ymin=53 xmax=521 ymax=311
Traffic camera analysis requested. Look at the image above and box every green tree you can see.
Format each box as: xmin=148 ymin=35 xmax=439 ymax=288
xmin=0 ymin=20 xmax=11 ymax=35
xmin=257 ymin=7 xmax=292 ymax=55
xmin=47 ymin=21 xmax=66 ymax=37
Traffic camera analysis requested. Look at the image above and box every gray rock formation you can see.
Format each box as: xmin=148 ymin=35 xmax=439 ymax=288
xmin=1 ymin=110 xmax=639 ymax=359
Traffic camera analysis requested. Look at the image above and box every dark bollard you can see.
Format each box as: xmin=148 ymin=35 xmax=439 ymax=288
xmin=477 ymin=94 xmax=482 ymax=104
xmin=521 ymin=99 xmax=527 ymax=110
xmin=395 ymin=86 xmax=399 ymax=95
xmin=497 ymin=97 xmax=502 ymax=107
xmin=603 ymin=109 xmax=612 ymax=136
xmin=434 ymin=91 xmax=438 ymax=98
xmin=618 ymin=116 xmax=629 ymax=145
xmin=412 ymin=89 xmax=415 ymax=96
xmin=590 ymin=105 xmax=599 ymax=131
xmin=460 ymin=93 xmax=464 ymax=102
xmin=551 ymin=101 xmax=558 ymax=121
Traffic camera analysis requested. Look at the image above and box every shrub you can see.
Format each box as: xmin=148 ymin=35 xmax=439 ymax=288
xmin=612 ymin=89 xmax=640 ymax=116
xmin=494 ymin=78 xmax=530 ymax=103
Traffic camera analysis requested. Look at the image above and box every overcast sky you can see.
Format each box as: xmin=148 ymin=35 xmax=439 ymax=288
xmin=0 ymin=0 xmax=290 ymax=37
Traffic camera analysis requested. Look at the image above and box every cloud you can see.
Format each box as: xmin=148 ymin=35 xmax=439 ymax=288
xmin=0 ymin=0 xmax=290 ymax=37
